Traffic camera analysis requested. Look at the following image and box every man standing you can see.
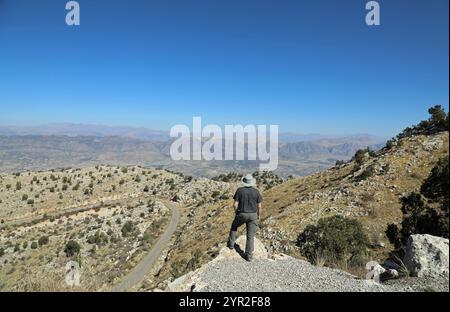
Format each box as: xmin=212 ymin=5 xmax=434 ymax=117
xmin=227 ymin=174 xmax=263 ymax=262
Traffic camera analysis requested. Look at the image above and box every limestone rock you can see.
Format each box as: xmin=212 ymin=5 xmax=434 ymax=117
xmin=166 ymin=235 xmax=267 ymax=292
xmin=422 ymin=137 xmax=443 ymax=151
xmin=218 ymin=235 xmax=268 ymax=260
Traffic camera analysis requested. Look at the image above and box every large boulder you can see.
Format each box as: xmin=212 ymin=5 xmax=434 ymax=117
xmin=403 ymin=234 xmax=449 ymax=278
xmin=217 ymin=235 xmax=268 ymax=261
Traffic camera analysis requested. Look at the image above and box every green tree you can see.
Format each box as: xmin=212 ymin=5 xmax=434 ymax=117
xmin=397 ymin=105 xmax=449 ymax=138
xmin=121 ymin=221 xmax=136 ymax=237
xmin=297 ymin=216 xmax=369 ymax=267
xmin=86 ymin=231 xmax=108 ymax=246
xmin=38 ymin=236 xmax=49 ymax=246
xmin=64 ymin=240 xmax=81 ymax=257
xmin=353 ymin=149 xmax=368 ymax=166
xmin=387 ymin=158 xmax=449 ymax=250
xmin=421 ymin=157 xmax=449 ymax=212
xmin=428 ymin=105 xmax=448 ymax=131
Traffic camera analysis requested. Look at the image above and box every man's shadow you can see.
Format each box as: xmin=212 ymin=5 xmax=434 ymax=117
xmin=233 ymin=243 xmax=246 ymax=260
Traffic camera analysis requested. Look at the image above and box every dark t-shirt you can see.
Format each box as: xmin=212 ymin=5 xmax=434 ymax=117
xmin=233 ymin=187 xmax=263 ymax=213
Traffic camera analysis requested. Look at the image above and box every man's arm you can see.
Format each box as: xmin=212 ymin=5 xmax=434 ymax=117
xmin=234 ymin=201 xmax=239 ymax=213
xmin=233 ymin=189 xmax=240 ymax=213
xmin=257 ymin=190 xmax=263 ymax=218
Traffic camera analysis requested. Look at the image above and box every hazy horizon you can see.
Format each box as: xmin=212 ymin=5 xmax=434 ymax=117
xmin=0 ymin=121 xmax=390 ymax=140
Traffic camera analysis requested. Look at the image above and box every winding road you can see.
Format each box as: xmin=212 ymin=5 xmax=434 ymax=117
xmin=111 ymin=201 xmax=180 ymax=292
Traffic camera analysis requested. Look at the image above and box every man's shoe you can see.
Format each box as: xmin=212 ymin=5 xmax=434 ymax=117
xmin=227 ymin=244 xmax=234 ymax=250
xmin=243 ymin=254 xmax=252 ymax=262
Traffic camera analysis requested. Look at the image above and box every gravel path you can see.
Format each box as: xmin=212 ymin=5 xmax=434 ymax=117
xmin=197 ymin=258 xmax=412 ymax=292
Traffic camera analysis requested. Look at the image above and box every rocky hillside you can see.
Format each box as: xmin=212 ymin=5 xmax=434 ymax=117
xmin=260 ymin=132 xmax=448 ymax=254
xmin=0 ymin=165 xmax=230 ymax=291
xmin=140 ymin=131 xmax=448 ymax=290
xmin=163 ymin=235 xmax=448 ymax=292
xmin=0 ymin=165 xmax=230 ymax=223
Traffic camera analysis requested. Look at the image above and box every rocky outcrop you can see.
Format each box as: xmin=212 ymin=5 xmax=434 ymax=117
xmin=164 ymin=235 xmax=449 ymax=292
xmin=404 ymin=234 xmax=449 ymax=278
xmin=422 ymin=137 xmax=443 ymax=151
xmin=166 ymin=236 xmax=268 ymax=292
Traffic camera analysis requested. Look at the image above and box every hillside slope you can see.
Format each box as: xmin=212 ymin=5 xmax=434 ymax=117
xmin=143 ymin=131 xmax=448 ymax=290
xmin=0 ymin=165 xmax=230 ymax=291
xmin=260 ymin=132 xmax=448 ymax=253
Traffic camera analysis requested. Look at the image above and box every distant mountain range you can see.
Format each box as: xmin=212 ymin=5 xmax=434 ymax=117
xmin=0 ymin=123 xmax=386 ymax=143
xmin=0 ymin=123 xmax=170 ymax=142
xmin=0 ymin=123 xmax=387 ymax=177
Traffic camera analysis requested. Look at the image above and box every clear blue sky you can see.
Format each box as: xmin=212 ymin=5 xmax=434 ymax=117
xmin=0 ymin=0 xmax=448 ymax=137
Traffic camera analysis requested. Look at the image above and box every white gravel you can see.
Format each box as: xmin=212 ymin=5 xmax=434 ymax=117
xmin=195 ymin=258 xmax=445 ymax=292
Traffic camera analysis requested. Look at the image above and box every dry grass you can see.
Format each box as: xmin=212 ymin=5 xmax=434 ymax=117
xmin=152 ymin=132 xmax=448 ymax=286
xmin=14 ymin=267 xmax=101 ymax=292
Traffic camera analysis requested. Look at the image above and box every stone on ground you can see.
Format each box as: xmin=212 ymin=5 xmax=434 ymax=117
xmin=403 ymin=234 xmax=449 ymax=278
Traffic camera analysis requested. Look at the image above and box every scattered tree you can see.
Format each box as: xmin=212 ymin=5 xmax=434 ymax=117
xmin=297 ymin=216 xmax=370 ymax=268
xmin=64 ymin=240 xmax=81 ymax=257
xmin=121 ymin=221 xmax=136 ymax=237
xmin=38 ymin=236 xmax=49 ymax=246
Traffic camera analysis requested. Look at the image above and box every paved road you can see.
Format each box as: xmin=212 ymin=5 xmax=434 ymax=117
xmin=111 ymin=201 xmax=180 ymax=292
